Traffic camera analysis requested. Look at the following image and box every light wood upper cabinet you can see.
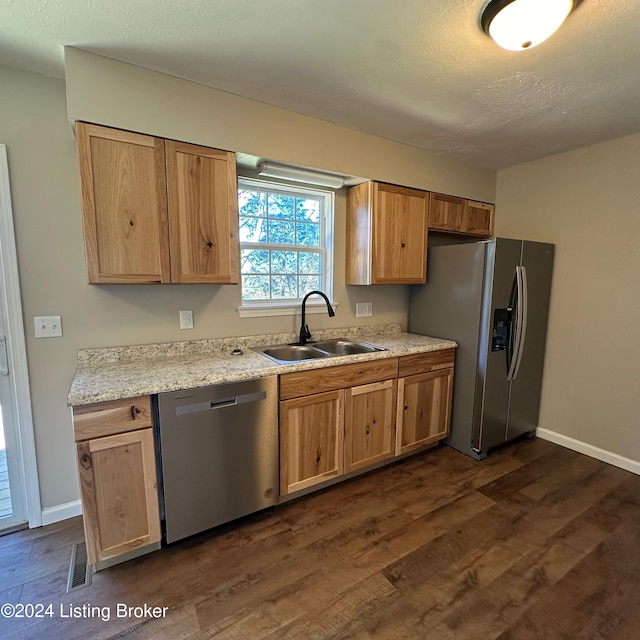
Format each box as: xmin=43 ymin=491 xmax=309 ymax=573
xmin=462 ymin=200 xmax=494 ymax=236
xmin=165 ymin=141 xmax=239 ymax=283
xmin=345 ymin=379 xmax=396 ymax=473
xmin=428 ymin=193 xmax=464 ymax=233
xmin=346 ymin=181 xmax=429 ymax=284
xmin=77 ymin=123 xmax=171 ymax=283
xmin=72 ymin=396 xmax=160 ymax=569
xmin=279 ymin=389 xmax=345 ymax=496
xmin=429 ymin=192 xmax=494 ymax=237
xmin=76 ymin=122 xmax=239 ymax=284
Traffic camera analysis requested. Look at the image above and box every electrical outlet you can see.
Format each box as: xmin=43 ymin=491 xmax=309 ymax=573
xmin=34 ymin=315 xmax=62 ymax=338
xmin=179 ymin=309 xmax=194 ymax=330
xmin=356 ymin=302 xmax=373 ymax=317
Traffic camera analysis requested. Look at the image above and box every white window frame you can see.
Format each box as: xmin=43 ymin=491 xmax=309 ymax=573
xmin=237 ymin=177 xmax=335 ymax=318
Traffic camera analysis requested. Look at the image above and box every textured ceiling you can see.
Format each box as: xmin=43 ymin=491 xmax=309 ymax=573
xmin=1 ymin=0 xmax=639 ymax=169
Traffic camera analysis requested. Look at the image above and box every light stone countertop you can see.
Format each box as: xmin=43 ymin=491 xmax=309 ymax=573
xmin=68 ymin=324 xmax=457 ymax=406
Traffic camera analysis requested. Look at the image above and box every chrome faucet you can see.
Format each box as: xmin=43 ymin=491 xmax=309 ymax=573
xmin=299 ymin=290 xmax=335 ymax=344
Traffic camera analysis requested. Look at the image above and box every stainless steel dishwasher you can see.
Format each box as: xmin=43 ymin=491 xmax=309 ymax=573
xmin=155 ymin=376 xmax=278 ymax=543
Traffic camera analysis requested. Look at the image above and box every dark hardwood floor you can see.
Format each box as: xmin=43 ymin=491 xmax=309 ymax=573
xmin=1 ymin=438 xmax=639 ymax=639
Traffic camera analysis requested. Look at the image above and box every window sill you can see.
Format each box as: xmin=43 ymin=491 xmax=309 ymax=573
xmin=237 ymin=301 xmax=339 ymax=318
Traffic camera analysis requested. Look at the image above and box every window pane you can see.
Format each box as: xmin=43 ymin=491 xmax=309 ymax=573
xmin=239 ymin=216 xmax=268 ymax=243
xmin=271 ymin=250 xmax=297 ymax=274
xmin=242 ymin=275 xmax=270 ymax=300
xmin=238 ymin=190 xmax=266 ymax=216
xmin=267 ymin=194 xmax=295 ymax=220
xmin=299 ymin=275 xmax=321 ymax=297
xmin=241 ymin=249 xmax=269 ymax=274
xmin=269 ymin=219 xmax=296 ymax=245
xmin=299 ymin=251 xmax=321 ymax=274
xmin=271 ymin=275 xmax=298 ymax=299
xmin=296 ymin=198 xmax=320 ymax=222
xmin=296 ymin=222 xmax=320 ymax=246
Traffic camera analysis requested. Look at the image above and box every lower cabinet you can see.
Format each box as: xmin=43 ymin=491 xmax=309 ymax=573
xmin=279 ymin=389 xmax=345 ymax=495
xmin=396 ymin=368 xmax=454 ymax=455
xmin=345 ymin=379 xmax=397 ymax=472
xmin=72 ymin=396 xmax=161 ymax=569
xmin=278 ymin=350 xmax=455 ymax=497
xmin=395 ymin=348 xmax=455 ymax=455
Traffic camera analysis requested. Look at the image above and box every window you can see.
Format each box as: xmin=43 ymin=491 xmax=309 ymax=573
xmin=238 ymin=178 xmax=334 ymax=317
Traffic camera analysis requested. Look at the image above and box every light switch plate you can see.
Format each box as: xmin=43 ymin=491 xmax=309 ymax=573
xmin=34 ymin=316 xmax=62 ymax=338
xmin=356 ymin=302 xmax=373 ymax=317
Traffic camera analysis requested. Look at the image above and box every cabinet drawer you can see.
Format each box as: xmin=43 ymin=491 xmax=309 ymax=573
xmin=280 ymin=358 xmax=399 ymax=400
xmin=398 ymin=349 xmax=455 ymax=378
xmin=73 ymin=396 xmax=153 ymax=441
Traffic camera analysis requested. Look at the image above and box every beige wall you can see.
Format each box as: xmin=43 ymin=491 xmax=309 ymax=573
xmin=0 ymin=64 xmax=82 ymax=510
xmin=496 ymin=133 xmax=640 ymax=464
xmin=3 ymin=57 xmax=497 ymax=512
xmin=65 ymin=48 xmax=496 ymax=203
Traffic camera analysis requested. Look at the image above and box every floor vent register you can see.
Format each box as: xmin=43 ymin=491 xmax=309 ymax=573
xmin=66 ymin=541 xmax=92 ymax=592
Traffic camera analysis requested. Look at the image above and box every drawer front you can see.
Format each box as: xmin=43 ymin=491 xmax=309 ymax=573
xmin=280 ymin=358 xmax=398 ymax=400
xmin=398 ymin=349 xmax=455 ymax=378
xmin=73 ymin=396 xmax=153 ymax=441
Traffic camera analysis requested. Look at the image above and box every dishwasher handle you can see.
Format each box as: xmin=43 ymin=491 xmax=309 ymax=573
xmin=175 ymin=390 xmax=267 ymax=416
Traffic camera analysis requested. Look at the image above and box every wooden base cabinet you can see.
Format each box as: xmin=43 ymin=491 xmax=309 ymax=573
xmin=279 ymin=390 xmax=344 ymax=495
xmin=396 ymin=350 xmax=455 ymax=455
xmin=279 ymin=359 xmax=399 ymax=496
xmin=396 ymin=369 xmax=454 ymax=455
xmin=72 ymin=396 xmax=161 ymax=569
xmin=345 ymin=379 xmax=396 ymax=472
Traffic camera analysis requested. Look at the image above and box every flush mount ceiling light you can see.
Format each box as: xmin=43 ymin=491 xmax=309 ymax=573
xmin=257 ymin=162 xmax=345 ymax=189
xmin=481 ymin=0 xmax=574 ymax=51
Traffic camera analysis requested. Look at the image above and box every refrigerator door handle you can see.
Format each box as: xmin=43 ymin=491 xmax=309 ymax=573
xmin=511 ymin=266 xmax=528 ymax=380
xmin=506 ymin=267 xmax=520 ymax=378
xmin=508 ymin=267 xmax=528 ymax=380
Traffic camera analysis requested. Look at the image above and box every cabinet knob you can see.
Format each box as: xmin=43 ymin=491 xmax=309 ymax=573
xmin=80 ymin=453 xmax=92 ymax=470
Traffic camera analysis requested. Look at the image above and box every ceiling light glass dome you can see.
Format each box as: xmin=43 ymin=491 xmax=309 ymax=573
xmin=481 ymin=0 xmax=574 ymax=51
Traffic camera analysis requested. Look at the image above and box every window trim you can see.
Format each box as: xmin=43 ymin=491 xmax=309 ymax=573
xmin=237 ymin=177 xmax=335 ymax=317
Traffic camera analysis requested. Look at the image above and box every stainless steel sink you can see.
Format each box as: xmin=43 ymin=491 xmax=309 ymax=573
xmin=312 ymin=338 xmax=385 ymax=356
xmin=254 ymin=338 xmax=386 ymax=364
xmin=261 ymin=345 xmax=329 ymax=363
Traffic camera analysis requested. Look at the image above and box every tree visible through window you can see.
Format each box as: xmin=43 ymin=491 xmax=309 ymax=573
xmin=238 ymin=179 xmax=333 ymax=303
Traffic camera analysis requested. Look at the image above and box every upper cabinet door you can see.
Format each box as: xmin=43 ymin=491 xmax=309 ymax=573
xmin=346 ymin=181 xmax=428 ymax=285
xmin=372 ymin=183 xmax=428 ymax=284
xmin=462 ymin=200 xmax=494 ymax=237
xmin=429 ymin=191 xmax=495 ymax=238
xmin=165 ymin=141 xmax=239 ymax=284
xmin=76 ymin=122 xmax=171 ymax=284
xmin=429 ymin=192 xmax=465 ymax=232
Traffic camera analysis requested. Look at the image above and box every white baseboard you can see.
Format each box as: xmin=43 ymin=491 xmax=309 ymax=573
xmin=537 ymin=428 xmax=640 ymax=476
xmin=40 ymin=500 xmax=82 ymax=527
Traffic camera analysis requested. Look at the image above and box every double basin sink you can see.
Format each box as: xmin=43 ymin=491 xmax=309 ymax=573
xmin=255 ymin=338 xmax=386 ymax=365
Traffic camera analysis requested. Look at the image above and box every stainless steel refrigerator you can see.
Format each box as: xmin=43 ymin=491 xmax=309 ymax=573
xmin=409 ymin=238 xmax=554 ymax=459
